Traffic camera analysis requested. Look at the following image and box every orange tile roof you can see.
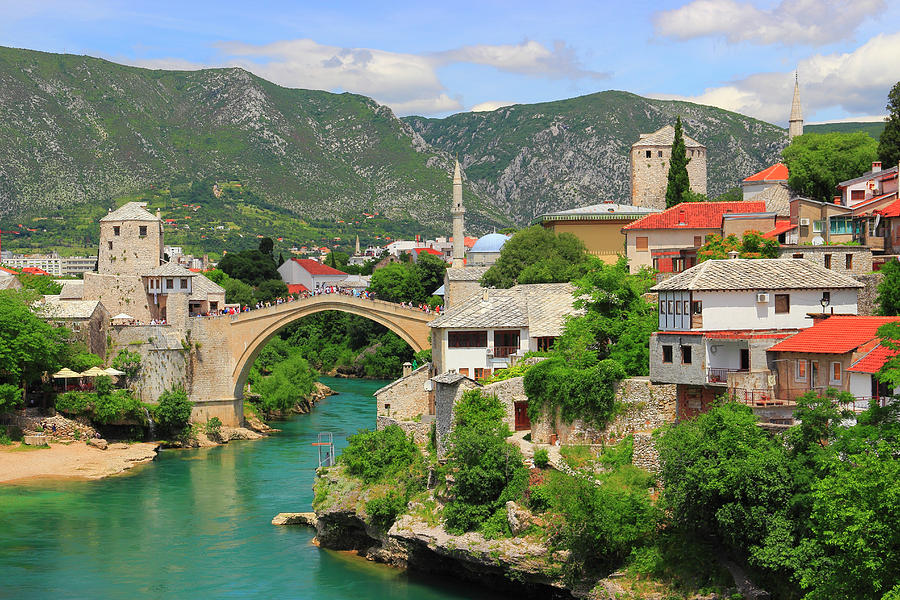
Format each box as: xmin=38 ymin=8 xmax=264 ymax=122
xmin=290 ymin=258 xmax=346 ymax=276
xmin=287 ymin=283 xmax=310 ymax=294
xmin=623 ymin=201 xmax=767 ymax=230
xmin=0 ymin=266 xmax=18 ymax=275
xmin=762 ymin=219 xmax=797 ymax=239
xmin=743 ymin=162 xmax=789 ymax=183
xmin=876 ymin=196 xmax=900 ymax=218
xmin=848 ymin=343 xmax=899 ymax=373
xmin=767 ymin=316 xmax=900 ymax=354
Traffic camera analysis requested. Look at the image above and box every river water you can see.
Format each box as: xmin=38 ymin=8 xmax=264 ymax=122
xmin=0 ymin=377 xmax=500 ymax=600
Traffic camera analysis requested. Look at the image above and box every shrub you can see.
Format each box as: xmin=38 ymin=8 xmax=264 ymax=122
xmin=0 ymin=383 xmax=23 ymax=412
xmin=528 ymin=484 xmax=552 ymax=512
xmin=413 ymin=348 xmax=432 ymax=364
xmin=366 ymin=490 xmax=407 ymax=530
xmin=55 ymin=391 xmax=92 ymax=414
xmin=154 ymin=387 xmax=192 ymax=436
xmin=112 ymin=348 xmax=142 ymax=380
xmin=205 ymin=417 xmax=223 ymax=440
xmin=533 ymin=447 xmax=549 ymax=468
xmin=341 ymin=425 xmax=421 ymax=484
xmin=524 ymin=357 xmax=625 ymax=428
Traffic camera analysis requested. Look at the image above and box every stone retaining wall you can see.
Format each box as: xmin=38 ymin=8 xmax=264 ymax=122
xmin=376 ymin=416 xmax=432 ymax=446
xmin=856 ymin=272 xmax=882 ymax=316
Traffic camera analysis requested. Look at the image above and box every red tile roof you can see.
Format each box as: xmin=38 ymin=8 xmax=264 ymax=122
xmin=623 ymin=201 xmax=767 ymax=230
xmin=0 ymin=266 xmax=18 ymax=275
xmin=413 ymin=247 xmax=444 ymax=257
xmin=290 ymin=258 xmax=347 ymax=276
xmin=743 ymin=162 xmax=789 ymax=183
xmin=20 ymin=267 xmax=50 ymax=276
xmin=762 ymin=219 xmax=797 ymax=239
xmin=767 ymin=316 xmax=900 ymax=354
xmin=287 ymin=283 xmax=310 ymax=294
xmin=848 ymin=343 xmax=899 ymax=373
xmin=876 ymin=196 xmax=900 ymax=218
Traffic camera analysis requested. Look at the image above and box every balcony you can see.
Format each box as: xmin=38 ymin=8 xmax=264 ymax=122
xmin=838 ymin=396 xmax=893 ymax=413
xmin=707 ymin=367 xmax=748 ymax=384
xmin=728 ymin=388 xmax=793 ymax=407
xmin=491 ymin=346 xmax=519 ymax=359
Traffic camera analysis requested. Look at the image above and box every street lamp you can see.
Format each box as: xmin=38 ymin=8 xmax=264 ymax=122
xmin=820 ymin=296 xmax=830 ymax=314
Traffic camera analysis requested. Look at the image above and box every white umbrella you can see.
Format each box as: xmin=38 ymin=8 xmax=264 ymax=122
xmin=104 ymin=367 xmax=125 ymax=376
xmin=111 ymin=313 xmax=133 ymax=322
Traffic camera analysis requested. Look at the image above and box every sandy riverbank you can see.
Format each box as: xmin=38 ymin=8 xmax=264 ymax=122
xmin=0 ymin=441 xmax=159 ymax=484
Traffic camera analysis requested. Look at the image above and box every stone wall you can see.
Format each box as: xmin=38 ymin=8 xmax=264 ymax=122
xmin=109 ymin=325 xmax=189 ymax=404
xmin=481 ymin=377 xmax=528 ymax=433
xmin=856 ymin=272 xmax=882 ymax=316
xmin=83 ymin=272 xmax=152 ymax=323
xmin=779 ymin=245 xmax=873 ymax=276
xmin=376 ymin=415 xmax=432 ymax=446
xmin=375 ymin=364 xmax=431 ymax=421
xmin=434 ymin=379 xmax=479 ymax=456
xmin=631 ymin=145 xmax=707 ymax=210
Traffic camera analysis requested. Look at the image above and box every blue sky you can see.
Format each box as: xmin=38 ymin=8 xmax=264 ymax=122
xmin=2 ymin=0 xmax=899 ymax=124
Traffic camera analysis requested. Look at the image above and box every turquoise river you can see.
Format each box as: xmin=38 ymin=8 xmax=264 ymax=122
xmin=0 ymin=377 xmax=501 ymax=600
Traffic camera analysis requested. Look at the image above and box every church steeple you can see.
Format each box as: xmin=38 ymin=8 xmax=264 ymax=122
xmin=451 ymin=159 xmax=465 ymax=268
xmin=789 ymin=71 xmax=803 ymax=141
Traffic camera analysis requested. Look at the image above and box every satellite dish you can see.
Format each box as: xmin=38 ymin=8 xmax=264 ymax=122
xmin=811 ymin=235 xmax=825 ymax=246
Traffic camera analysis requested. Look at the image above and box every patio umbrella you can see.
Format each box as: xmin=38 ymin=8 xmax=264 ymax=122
xmin=52 ymin=367 xmax=80 ymax=391
xmin=80 ymin=366 xmax=109 ymax=377
xmin=111 ymin=313 xmax=133 ymax=323
xmin=103 ymin=367 xmax=125 ymax=376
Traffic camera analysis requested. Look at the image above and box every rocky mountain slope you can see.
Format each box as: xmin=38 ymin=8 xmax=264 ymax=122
xmin=0 ymin=46 xmax=501 ymax=229
xmin=404 ymin=91 xmax=789 ymax=223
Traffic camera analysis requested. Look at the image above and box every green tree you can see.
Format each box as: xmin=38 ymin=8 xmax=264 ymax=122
xmin=665 ymin=116 xmax=692 ymax=209
xmin=877 ymin=259 xmax=900 ymax=315
xmin=481 ymin=225 xmax=589 ymax=289
xmin=258 ymin=237 xmax=274 ymax=260
xmin=255 ymin=279 xmax=289 ymax=303
xmin=698 ymin=231 xmax=780 ymax=262
xmin=253 ymin=352 xmax=317 ymax=415
xmin=217 ymin=249 xmax=279 ymax=286
xmin=111 ymin=348 xmax=142 ymax=381
xmin=369 ymin=263 xmax=425 ymax=303
xmin=0 ymin=383 xmax=22 ymax=412
xmin=17 ymin=274 xmax=62 ymax=295
xmin=205 ymin=269 xmax=257 ymax=306
xmin=783 ymin=132 xmax=879 ymax=201
xmin=413 ymin=252 xmax=447 ymax=296
xmin=154 ymin=386 xmax=192 ymax=437
xmin=0 ymin=291 xmax=66 ymax=392
xmin=878 ymin=81 xmax=900 ymax=168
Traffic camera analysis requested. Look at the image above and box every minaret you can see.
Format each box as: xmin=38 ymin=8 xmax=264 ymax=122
xmin=789 ymin=72 xmax=803 ymax=141
xmin=355 ymin=234 xmax=361 ymax=255
xmin=451 ymin=159 xmax=466 ymax=268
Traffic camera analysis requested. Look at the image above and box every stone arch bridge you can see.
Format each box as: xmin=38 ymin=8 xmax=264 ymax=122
xmin=187 ymin=295 xmax=435 ymax=425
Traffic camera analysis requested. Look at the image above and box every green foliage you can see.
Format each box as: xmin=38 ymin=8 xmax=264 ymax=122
xmin=524 ymin=357 xmax=625 ymax=427
xmin=342 ymin=425 xmax=421 ymax=484
xmin=55 ymin=391 xmax=92 ymax=414
xmin=16 ymin=274 xmax=62 ymax=295
xmin=877 ymin=260 xmax=900 ymax=316
xmin=0 ymin=291 xmax=67 ymax=388
xmin=369 ymin=263 xmax=425 ymax=303
xmin=413 ymin=252 xmax=447 ymax=297
xmin=481 ymin=225 xmax=589 ymax=289
xmin=878 ymin=81 xmax=900 ymax=168
xmin=413 ymin=348 xmax=432 ymax=365
xmin=255 ymin=279 xmax=288 ymax=303
xmin=154 ymin=387 xmax=192 ymax=437
xmin=206 ymin=269 xmax=256 ymax=306
xmin=782 ymin=131 xmax=879 ymax=201
xmin=204 ymin=416 xmax=222 ymax=440
xmin=62 ymin=343 xmax=104 ymax=373
xmin=598 ymin=435 xmax=634 ymax=469
xmin=218 ymin=249 xmax=279 ymax=287
xmin=698 ymin=231 xmax=779 ymax=262
xmin=665 ymin=116 xmax=692 ymax=209
xmin=55 ymin=385 xmax=144 ymax=425
xmin=527 ymin=483 xmax=552 ymax=512
xmin=365 ymin=490 xmax=408 ymax=531
xmin=485 ymin=360 xmax=535 ymax=383
xmin=253 ymin=352 xmax=317 ymax=415
xmin=112 ymin=348 xmax=142 ymax=380
xmin=444 ymin=390 xmax=529 ymax=535
xmin=0 ymin=383 xmax=23 ymax=412
xmin=533 ymin=447 xmax=549 ymax=468
xmin=714 ymin=186 xmax=743 ymax=202
xmin=876 ymin=322 xmax=900 ymax=389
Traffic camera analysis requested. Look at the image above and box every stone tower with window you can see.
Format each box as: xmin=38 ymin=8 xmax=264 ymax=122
xmin=97 ymin=202 xmax=164 ymax=275
xmin=630 ymin=125 xmax=707 ymax=210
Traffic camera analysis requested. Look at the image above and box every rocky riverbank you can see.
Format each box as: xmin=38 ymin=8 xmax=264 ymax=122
xmin=0 ymin=440 xmax=159 ymax=483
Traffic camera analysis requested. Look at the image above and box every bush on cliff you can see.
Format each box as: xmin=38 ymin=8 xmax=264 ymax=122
xmin=342 ymin=425 xmax=422 ymax=484
xmin=154 ymin=387 xmax=192 ymax=437
xmin=54 ymin=378 xmax=144 ymax=425
xmin=443 ymin=390 xmax=528 ymax=537
xmin=253 ymin=352 xmax=317 ymax=416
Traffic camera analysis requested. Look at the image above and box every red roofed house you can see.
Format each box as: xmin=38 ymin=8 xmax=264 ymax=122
xmin=278 ymin=258 xmax=347 ymax=291
xmin=767 ymin=315 xmax=900 ymax=415
xmin=286 ymin=283 xmax=310 ymax=295
xmin=21 ymin=266 xmax=51 ymax=276
xmin=0 ymin=265 xmax=19 ymax=275
xmin=623 ymin=201 xmax=767 ymax=273
xmin=742 ymin=162 xmax=789 ymax=200
xmin=411 ymin=247 xmax=447 ymax=263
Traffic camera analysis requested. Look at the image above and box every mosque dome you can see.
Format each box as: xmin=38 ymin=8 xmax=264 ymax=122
xmin=469 ymin=233 xmax=509 ymax=254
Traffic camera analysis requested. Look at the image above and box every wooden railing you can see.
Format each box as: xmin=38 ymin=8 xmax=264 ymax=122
xmin=491 ymin=346 xmax=519 ymax=359
xmin=707 ymin=367 xmax=748 ymax=384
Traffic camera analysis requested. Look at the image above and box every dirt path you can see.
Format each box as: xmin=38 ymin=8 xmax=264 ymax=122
xmin=0 ymin=441 xmax=159 ymax=483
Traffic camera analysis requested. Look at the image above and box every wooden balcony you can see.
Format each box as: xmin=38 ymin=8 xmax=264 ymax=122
xmin=491 ymin=346 xmax=519 ymax=359
xmin=707 ymin=367 xmax=748 ymax=384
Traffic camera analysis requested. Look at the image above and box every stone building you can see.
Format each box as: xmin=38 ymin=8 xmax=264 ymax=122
xmin=97 ymin=202 xmax=164 ymax=275
xmin=630 ymin=125 xmax=707 ymax=210
xmin=39 ymin=298 xmax=109 ymax=357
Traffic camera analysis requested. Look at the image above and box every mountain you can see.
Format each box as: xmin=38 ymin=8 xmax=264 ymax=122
xmin=0 ymin=46 xmax=503 ymax=231
xmin=805 ymin=121 xmax=885 ymax=140
xmin=404 ymin=91 xmax=789 ymax=223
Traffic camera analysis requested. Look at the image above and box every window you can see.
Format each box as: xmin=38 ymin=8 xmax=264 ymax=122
xmin=165 ymin=278 xmax=174 ymax=289
xmin=681 ymin=345 xmax=692 ymax=364
xmin=813 ymin=220 xmax=824 ymax=233
xmin=845 ymin=253 xmax=853 ymax=270
xmin=493 ymin=330 xmax=520 ymax=357
xmin=694 ymin=236 xmax=702 ymax=247
xmin=668 ymin=300 xmax=675 ymax=314
xmin=774 ymin=294 xmax=790 ymax=314
xmin=683 ymin=300 xmax=690 ymax=315
xmin=691 ymin=300 xmax=703 ymax=314
xmin=795 ymin=359 xmax=808 ymax=382
xmin=139 ymin=225 xmax=148 ymax=237
xmin=792 ymin=253 xmax=804 ymax=259
xmin=384 ymin=403 xmax=390 ymax=411
xmin=448 ymin=331 xmax=487 ymax=348
xmin=851 ymin=189 xmax=865 ymax=201
xmin=180 ymin=278 xmax=188 ymax=288
xmin=660 ymin=300 xmax=667 ymax=314
xmin=107 ymin=241 xmax=113 ymax=251
xmin=822 ymin=291 xmax=831 ymax=304
xmin=657 ymin=150 xmax=663 ymax=158
xmin=830 ymin=217 xmax=852 ymax=235
xmin=824 ymin=253 xmax=832 ymax=269
xmin=636 ymin=236 xmax=649 ymax=251
xmin=536 ymin=337 xmax=555 ymax=352
xmin=662 ymin=345 xmax=673 ymax=363
xmin=675 ymin=301 xmax=682 ymax=315
xmin=113 ymin=226 xmax=120 ymax=236
xmin=645 ymin=150 xmax=652 ymax=158
xmin=474 ymin=368 xmax=485 ymax=381
xmin=830 ymin=362 xmax=842 ymax=384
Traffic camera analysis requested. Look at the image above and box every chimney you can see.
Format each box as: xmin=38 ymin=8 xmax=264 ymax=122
xmin=728 ymin=250 xmax=740 ymax=259
xmin=402 ymin=362 xmax=412 ymax=377
xmin=872 ymin=161 xmax=882 ymax=173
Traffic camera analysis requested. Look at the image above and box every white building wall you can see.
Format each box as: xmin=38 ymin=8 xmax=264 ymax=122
xmin=742 ymin=182 xmax=773 ymax=200
xmin=310 ymin=273 xmax=348 ymax=289
xmin=707 ymin=341 xmax=743 ymax=370
xmin=437 ymin=327 xmax=530 ymax=374
xmin=849 ymin=372 xmax=871 ymax=398
xmin=696 ymin=289 xmax=857 ymax=330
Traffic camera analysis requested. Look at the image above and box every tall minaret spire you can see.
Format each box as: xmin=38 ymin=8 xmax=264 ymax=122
xmin=451 ymin=159 xmax=466 ymax=268
xmin=789 ymin=71 xmax=803 ymax=141
xmin=355 ymin=234 xmax=361 ymax=255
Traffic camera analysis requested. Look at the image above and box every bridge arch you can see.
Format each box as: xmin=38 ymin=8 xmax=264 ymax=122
xmin=227 ymin=296 xmax=433 ymax=399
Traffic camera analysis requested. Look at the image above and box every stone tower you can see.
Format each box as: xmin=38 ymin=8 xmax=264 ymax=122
xmin=630 ymin=125 xmax=707 ymax=210
xmin=789 ymin=72 xmax=803 ymax=141
xmin=451 ymin=160 xmax=466 ymax=268
xmin=97 ymin=202 xmax=164 ymax=275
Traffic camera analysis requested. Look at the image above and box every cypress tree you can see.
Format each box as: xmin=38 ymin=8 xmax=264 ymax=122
xmin=665 ymin=116 xmax=692 ymax=209
xmin=878 ymin=81 xmax=900 ymax=168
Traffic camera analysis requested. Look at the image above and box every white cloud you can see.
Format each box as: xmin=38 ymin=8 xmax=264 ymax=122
xmin=470 ymin=101 xmax=516 ymax=112
xmin=654 ymin=0 xmax=885 ymax=46
xmin=649 ymin=31 xmax=900 ymax=123
xmin=432 ymin=40 xmax=607 ymax=80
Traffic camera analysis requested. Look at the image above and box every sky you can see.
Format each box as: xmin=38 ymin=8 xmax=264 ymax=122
xmin=1 ymin=0 xmax=899 ymax=125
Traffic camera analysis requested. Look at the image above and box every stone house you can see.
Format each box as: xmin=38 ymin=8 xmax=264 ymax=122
xmin=648 ymin=258 xmax=863 ymax=420
xmin=428 ymin=282 xmax=577 ymax=380
xmin=779 ymin=245 xmax=873 ymax=276
xmin=534 ymin=203 xmax=660 ymax=264
xmin=741 ymin=162 xmax=789 ymax=201
xmin=97 ymin=202 xmax=164 ymax=276
xmin=277 ymin=258 xmax=347 ymax=291
xmin=442 ymin=265 xmax=488 ymax=308
xmin=765 ymin=315 xmax=900 ymax=416
xmin=39 ymin=297 xmax=109 ymax=357
xmin=630 ymin=125 xmax=707 ymax=210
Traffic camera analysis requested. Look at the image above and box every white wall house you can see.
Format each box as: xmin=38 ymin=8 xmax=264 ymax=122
xmin=429 ymin=283 xmax=576 ymax=380
xmin=278 ymin=258 xmax=348 ymax=290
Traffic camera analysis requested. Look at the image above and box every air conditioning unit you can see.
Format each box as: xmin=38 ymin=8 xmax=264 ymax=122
xmin=756 ymin=293 xmax=770 ymax=303
xmin=799 ymin=218 xmax=810 ymax=226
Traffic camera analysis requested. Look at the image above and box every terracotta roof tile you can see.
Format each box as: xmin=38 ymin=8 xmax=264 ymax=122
xmin=767 ymin=316 xmax=900 ymax=354
xmin=290 ymin=258 xmax=347 ymax=276
xmin=623 ymin=201 xmax=767 ymax=230
xmin=848 ymin=343 xmax=899 ymax=373
xmin=743 ymin=163 xmax=789 ymax=182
